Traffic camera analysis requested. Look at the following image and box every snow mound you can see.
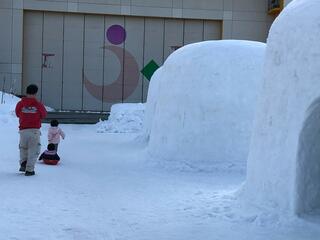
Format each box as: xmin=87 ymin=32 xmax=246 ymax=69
xmin=146 ymin=40 xmax=266 ymax=172
xmin=97 ymin=103 xmax=145 ymax=133
xmin=244 ymin=0 xmax=320 ymax=215
xmin=142 ymin=66 xmax=163 ymax=140
xmin=0 ymin=91 xmax=19 ymax=125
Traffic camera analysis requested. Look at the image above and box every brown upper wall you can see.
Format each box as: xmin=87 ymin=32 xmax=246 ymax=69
xmin=2 ymin=0 xmax=273 ymax=21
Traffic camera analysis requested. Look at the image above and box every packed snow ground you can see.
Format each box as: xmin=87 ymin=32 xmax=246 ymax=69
xmin=0 ymin=93 xmax=320 ymax=240
xmin=97 ymin=103 xmax=145 ymax=133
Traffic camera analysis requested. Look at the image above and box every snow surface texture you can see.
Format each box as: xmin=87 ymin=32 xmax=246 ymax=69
xmin=244 ymin=0 xmax=320 ymax=215
xmin=146 ymin=40 xmax=266 ymax=172
xmin=0 ymin=91 xmax=19 ymax=125
xmin=97 ymin=103 xmax=145 ymax=133
xmin=142 ymin=66 xmax=163 ymax=140
xmin=2 ymin=90 xmax=320 ymax=239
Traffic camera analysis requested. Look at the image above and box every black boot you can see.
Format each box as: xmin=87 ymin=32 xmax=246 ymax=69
xmin=19 ymin=161 xmax=27 ymax=172
xmin=25 ymin=171 xmax=35 ymax=176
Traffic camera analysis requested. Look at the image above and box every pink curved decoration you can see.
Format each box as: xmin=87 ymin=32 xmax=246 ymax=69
xmin=84 ymin=45 xmax=140 ymax=102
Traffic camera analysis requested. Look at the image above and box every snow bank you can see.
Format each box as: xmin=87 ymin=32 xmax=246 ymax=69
xmin=146 ymin=40 xmax=266 ymax=172
xmin=0 ymin=91 xmax=19 ymax=125
xmin=97 ymin=103 xmax=145 ymax=133
xmin=244 ymin=0 xmax=320 ymax=215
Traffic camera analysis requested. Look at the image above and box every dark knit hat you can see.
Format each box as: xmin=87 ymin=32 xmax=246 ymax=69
xmin=26 ymin=84 xmax=38 ymax=95
xmin=47 ymin=143 xmax=56 ymax=151
xmin=50 ymin=119 xmax=59 ymax=127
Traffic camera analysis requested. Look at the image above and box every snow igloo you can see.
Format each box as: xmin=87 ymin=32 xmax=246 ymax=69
xmin=145 ymin=40 xmax=266 ymax=171
xmin=142 ymin=66 xmax=164 ymax=139
xmin=245 ymin=0 xmax=320 ymax=215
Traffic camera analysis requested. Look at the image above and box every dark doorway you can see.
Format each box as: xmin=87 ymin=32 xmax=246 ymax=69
xmin=296 ymin=98 xmax=320 ymax=215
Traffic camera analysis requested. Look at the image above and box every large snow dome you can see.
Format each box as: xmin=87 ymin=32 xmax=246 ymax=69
xmin=142 ymin=66 xmax=164 ymax=140
xmin=146 ymin=40 xmax=266 ymax=171
xmin=245 ymin=0 xmax=320 ymax=215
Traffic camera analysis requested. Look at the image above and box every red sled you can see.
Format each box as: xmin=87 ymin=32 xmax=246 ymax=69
xmin=43 ymin=159 xmax=59 ymax=165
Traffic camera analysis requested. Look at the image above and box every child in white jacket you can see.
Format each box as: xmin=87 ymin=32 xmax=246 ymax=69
xmin=48 ymin=119 xmax=65 ymax=151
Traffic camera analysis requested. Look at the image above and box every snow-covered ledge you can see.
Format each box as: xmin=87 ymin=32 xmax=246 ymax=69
xmin=244 ymin=0 xmax=320 ymax=215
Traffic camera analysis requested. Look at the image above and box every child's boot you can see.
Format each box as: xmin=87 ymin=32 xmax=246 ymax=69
xmin=25 ymin=171 xmax=35 ymax=176
xmin=19 ymin=161 xmax=27 ymax=172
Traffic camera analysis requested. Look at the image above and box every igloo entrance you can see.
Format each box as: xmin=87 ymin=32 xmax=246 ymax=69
xmin=296 ymin=98 xmax=320 ymax=215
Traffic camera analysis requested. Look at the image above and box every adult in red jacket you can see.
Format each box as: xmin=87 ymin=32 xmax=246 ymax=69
xmin=15 ymin=84 xmax=47 ymax=176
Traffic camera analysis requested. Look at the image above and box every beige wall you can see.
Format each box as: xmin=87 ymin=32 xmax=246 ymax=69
xmin=20 ymin=0 xmax=273 ymax=42
xmin=0 ymin=0 xmax=23 ymax=94
xmin=0 ymin=0 xmax=274 ymax=96
xmin=22 ymin=12 xmax=221 ymax=110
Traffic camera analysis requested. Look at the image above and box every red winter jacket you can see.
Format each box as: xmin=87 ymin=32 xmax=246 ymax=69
xmin=15 ymin=97 xmax=47 ymax=130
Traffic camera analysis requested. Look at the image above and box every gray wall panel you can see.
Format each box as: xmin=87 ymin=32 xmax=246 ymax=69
xmin=41 ymin=12 xmax=64 ymax=109
xmin=78 ymin=0 xmax=121 ymax=3
xmin=183 ymin=0 xmax=224 ymax=10
xmin=23 ymin=11 xmax=222 ymax=111
xmin=83 ymin=15 xmax=104 ymax=111
xmin=131 ymin=0 xmax=173 ymax=8
xmin=0 ymin=9 xmax=12 ymax=63
xmin=143 ymin=18 xmax=164 ymax=102
xmin=183 ymin=19 xmax=204 ymax=45
xmin=7 ymin=1 xmax=274 ymax=107
xmin=204 ymin=20 xmax=221 ymax=40
xmin=163 ymin=19 xmax=184 ymax=60
xmin=12 ymin=10 xmax=23 ymax=65
xmin=103 ymin=15 xmax=124 ymax=111
xmin=232 ymin=20 xmax=268 ymax=42
xmin=22 ymin=11 xmax=43 ymax=95
xmin=233 ymin=0 xmax=267 ymax=12
xmin=62 ymin=14 xmax=84 ymax=110
xmin=0 ymin=8 xmax=14 ymax=93
xmin=123 ymin=17 xmax=144 ymax=103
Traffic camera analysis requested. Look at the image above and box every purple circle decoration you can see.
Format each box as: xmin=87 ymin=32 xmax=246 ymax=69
xmin=106 ymin=25 xmax=126 ymax=45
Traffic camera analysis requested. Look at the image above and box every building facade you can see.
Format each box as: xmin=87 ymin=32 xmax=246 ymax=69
xmin=0 ymin=0 xmax=274 ymax=111
xmin=285 ymin=0 xmax=293 ymax=6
